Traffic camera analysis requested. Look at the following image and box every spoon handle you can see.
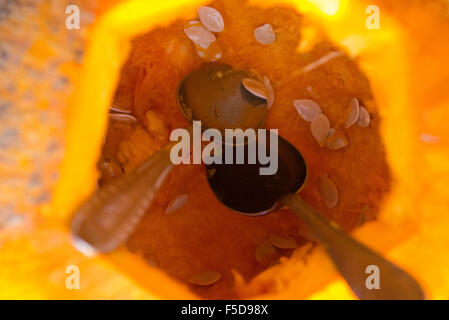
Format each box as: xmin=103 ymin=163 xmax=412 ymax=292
xmin=70 ymin=142 xmax=174 ymax=255
xmin=281 ymin=193 xmax=424 ymax=300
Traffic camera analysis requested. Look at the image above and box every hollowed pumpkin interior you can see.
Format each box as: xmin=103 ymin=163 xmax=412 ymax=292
xmin=2 ymin=0 xmax=449 ymax=301
xmin=99 ymin=0 xmax=390 ymax=299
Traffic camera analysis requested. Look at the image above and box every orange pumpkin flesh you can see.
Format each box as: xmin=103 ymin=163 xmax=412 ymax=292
xmin=2 ymin=0 xmax=449 ymax=300
xmin=100 ymin=0 xmax=391 ymax=299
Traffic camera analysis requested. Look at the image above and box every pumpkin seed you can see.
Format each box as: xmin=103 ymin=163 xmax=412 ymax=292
xmin=144 ymin=256 xmax=157 ymax=267
xmin=165 ymin=194 xmax=188 ymax=214
xmin=300 ymin=51 xmax=344 ymax=74
xmin=357 ymin=106 xmax=371 ymax=128
xmin=255 ymin=239 xmax=277 ymax=264
xmin=101 ymin=160 xmax=123 ymax=178
xmin=327 ymin=136 xmax=348 ymax=150
xmin=420 ymin=133 xmax=440 ymax=144
xmin=187 ymin=271 xmax=221 ymax=286
xmin=254 ymin=24 xmax=276 ymax=45
xmin=198 ymin=6 xmax=224 ymax=33
xmin=345 ymin=97 xmax=360 ymax=128
xmin=268 ymin=233 xmax=298 ymax=249
xmin=110 ymin=104 xmax=132 ymax=114
xmin=263 ymin=76 xmax=275 ymax=109
xmin=0 ymin=213 xmax=24 ymax=229
xmin=317 ymin=173 xmax=339 ymax=208
xmin=326 ymin=129 xmax=349 ymax=150
xmin=242 ymin=78 xmax=269 ymax=100
xmin=109 ymin=113 xmax=137 ymax=123
xmin=293 ymin=99 xmax=322 ymax=122
xmin=195 ymin=41 xmax=222 ymax=62
xmin=310 ymin=113 xmax=330 ymax=147
xmin=184 ymin=20 xmax=216 ymax=46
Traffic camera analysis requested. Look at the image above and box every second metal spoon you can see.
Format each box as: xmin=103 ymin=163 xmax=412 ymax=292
xmin=205 ymin=134 xmax=425 ymax=300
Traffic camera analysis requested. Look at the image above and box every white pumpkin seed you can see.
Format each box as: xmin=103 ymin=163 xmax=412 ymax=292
xmin=242 ymin=78 xmax=269 ymax=100
xmin=317 ymin=173 xmax=339 ymax=208
xmin=310 ymin=113 xmax=330 ymax=147
xmin=197 ymin=42 xmax=211 ymax=50
xmin=420 ymin=133 xmax=440 ymax=144
xmin=326 ymin=129 xmax=349 ymax=150
xmin=109 ymin=113 xmax=137 ymax=123
xmin=187 ymin=271 xmax=221 ymax=286
xmin=268 ymin=233 xmax=298 ymax=249
xmin=198 ymin=6 xmax=224 ymax=33
xmin=263 ymin=76 xmax=275 ymax=109
xmin=300 ymin=51 xmax=344 ymax=74
xmin=110 ymin=104 xmax=132 ymax=114
xmin=254 ymin=24 xmax=276 ymax=45
xmin=255 ymin=239 xmax=277 ymax=264
xmin=184 ymin=20 xmax=216 ymax=46
xmin=144 ymin=256 xmax=157 ymax=267
xmin=165 ymin=194 xmax=188 ymax=214
xmin=345 ymin=97 xmax=360 ymax=128
xmin=0 ymin=213 xmax=24 ymax=229
xmin=101 ymin=160 xmax=122 ymax=178
xmin=357 ymin=106 xmax=370 ymax=128
xmin=293 ymin=99 xmax=322 ymax=122
xmin=327 ymin=136 xmax=348 ymax=150
xmin=195 ymin=42 xmax=222 ymax=62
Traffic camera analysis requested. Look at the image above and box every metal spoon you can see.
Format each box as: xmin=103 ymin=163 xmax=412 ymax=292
xmin=178 ymin=63 xmax=267 ymax=133
xmin=205 ymin=134 xmax=425 ymax=300
xmin=70 ymin=63 xmax=267 ymax=254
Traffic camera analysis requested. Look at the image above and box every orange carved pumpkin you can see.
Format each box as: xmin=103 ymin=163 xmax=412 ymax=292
xmin=1 ymin=0 xmax=449 ymax=300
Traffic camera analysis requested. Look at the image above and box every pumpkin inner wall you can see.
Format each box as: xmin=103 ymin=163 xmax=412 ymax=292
xmin=100 ymin=0 xmax=391 ymax=299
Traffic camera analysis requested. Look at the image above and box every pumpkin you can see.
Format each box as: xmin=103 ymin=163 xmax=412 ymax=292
xmin=1 ymin=0 xmax=449 ymax=299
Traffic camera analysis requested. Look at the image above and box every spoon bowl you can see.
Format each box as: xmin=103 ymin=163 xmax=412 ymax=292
xmin=206 ymin=134 xmax=307 ymax=215
xmin=178 ymin=63 xmax=268 ymax=132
